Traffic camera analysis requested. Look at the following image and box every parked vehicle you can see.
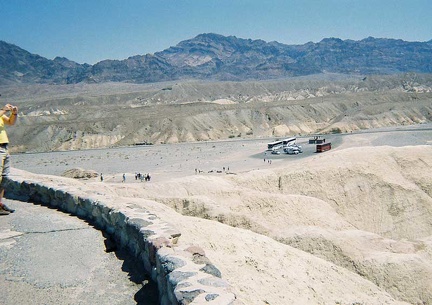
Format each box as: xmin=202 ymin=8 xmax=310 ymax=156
xmin=316 ymin=142 xmax=331 ymax=152
xmin=271 ymin=150 xmax=281 ymax=155
xmin=309 ymin=136 xmax=325 ymax=144
xmin=267 ymin=140 xmax=283 ymax=151
xmin=284 ymin=145 xmax=303 ymax=155
xmin=267 ymin=137 xmax=297 ymax=151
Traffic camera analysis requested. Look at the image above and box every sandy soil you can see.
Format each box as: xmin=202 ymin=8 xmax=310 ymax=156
xmin=12 ymin=124 xmax=432 ymax=182
xmin=10 ymin=124 xmax=432 ymax=305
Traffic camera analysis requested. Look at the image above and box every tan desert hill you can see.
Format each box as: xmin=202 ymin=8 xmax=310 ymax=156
xmin=15 ymin=131 xmax=431 ymax=305
xmin=96 ymin=145 xmax=430 ymax=305
xmin=2 ymin=73 xmax=432 ymax=153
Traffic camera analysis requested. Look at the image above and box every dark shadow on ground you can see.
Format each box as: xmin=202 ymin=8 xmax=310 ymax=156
xmin=106 ymin=236 xmax=159 ymax=305
xmin=18 ymin=200 xmax=160 ymax=305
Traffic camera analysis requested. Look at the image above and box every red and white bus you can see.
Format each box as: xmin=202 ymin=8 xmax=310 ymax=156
xmin=316 ymin=142 xmax=331 ymax=153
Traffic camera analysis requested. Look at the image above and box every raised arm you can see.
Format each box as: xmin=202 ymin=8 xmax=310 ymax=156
xmin=2 ymin=104 xmax=18 ymax=126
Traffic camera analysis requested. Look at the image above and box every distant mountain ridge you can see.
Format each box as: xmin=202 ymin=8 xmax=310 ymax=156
xmin=1 ymin=33 xmax=432 ymax=85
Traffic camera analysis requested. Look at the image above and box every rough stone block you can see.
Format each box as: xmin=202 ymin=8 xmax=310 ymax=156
xmin=199 ymin=264 xmax=222 ymax=278
xmin=168 ymin=271 xmax=197 ymax=287
xmin=175 ymin=288 xmax=205 ymax=305
xmin=76 ymin=206 xmax=88 ymax=218
xmin=159 ymin=255 xmax=187 ymax=275
xmin=141 ymin=252 xmax=152 ymax=274
xmin=197 ymin=276 xmax=229 ymax=287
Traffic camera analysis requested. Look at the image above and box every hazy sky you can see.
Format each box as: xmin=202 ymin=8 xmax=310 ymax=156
xmin=1 ymin=0 xmax=431 ymax=64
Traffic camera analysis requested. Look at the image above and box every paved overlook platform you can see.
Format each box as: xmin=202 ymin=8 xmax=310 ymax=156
xmin=2 ymin=168 xmax=239 ymax=305
xmin=0 ymin=199 xmax=158 ymax=305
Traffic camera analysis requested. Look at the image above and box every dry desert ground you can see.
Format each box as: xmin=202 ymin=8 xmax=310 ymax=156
xmin=10 ymin=124 xmax=432 ymax=305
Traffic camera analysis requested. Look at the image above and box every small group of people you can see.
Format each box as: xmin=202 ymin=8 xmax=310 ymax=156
xmin=100 ymin=173 xmax=151 ymax=183
xmin=0 ymin=103 xmax=19 ymax=216
xmin=195 ymin=166 xmax=230 ymax=174
xmin=135 ymin=172 xmax=151 ymax=182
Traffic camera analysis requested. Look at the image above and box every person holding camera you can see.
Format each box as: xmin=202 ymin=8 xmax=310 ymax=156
xmin=0 ymin=103 xmax=18 ymax=215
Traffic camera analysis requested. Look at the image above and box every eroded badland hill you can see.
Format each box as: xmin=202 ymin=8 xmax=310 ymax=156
xmin=110 ymin=145 xmax=432 ymax=305
xmin=3 ymin=73 xmax=432 ymax=153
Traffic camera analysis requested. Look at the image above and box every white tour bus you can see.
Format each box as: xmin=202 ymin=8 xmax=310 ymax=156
xmin=267 ymin=137 xmax=296 ymax=151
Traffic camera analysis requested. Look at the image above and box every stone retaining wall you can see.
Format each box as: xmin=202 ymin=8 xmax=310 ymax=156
xmin=4 ymin=171 xmax=239 ymax=305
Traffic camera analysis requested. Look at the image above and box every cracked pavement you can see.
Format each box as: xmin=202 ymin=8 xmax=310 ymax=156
xmin=0 ymin=199 xmax=158 ymax=305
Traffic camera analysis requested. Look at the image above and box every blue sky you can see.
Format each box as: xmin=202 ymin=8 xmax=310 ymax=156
xmin=1 ymin=0 xmax=431 ymax=64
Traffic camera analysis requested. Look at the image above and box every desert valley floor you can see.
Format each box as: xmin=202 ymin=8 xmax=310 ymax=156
xmin=9 ymin=124 xmax=432 ymax=305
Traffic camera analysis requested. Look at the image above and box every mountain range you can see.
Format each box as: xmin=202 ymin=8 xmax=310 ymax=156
xmin=1 ymin=33 xmax=432 ymax=85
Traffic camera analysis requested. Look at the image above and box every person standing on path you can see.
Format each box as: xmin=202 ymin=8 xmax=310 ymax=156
xmin=0 ymin=103 xmax=18 ymax=215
